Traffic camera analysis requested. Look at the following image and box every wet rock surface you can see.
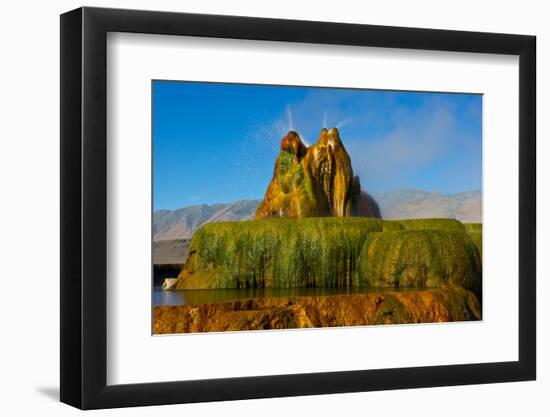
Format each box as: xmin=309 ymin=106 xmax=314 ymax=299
xmin=153 ymin=288 xmax=481 ymax=334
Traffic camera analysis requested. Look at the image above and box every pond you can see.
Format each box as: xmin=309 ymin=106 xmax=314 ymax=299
xmin=152 ymin=286 xmax=415 ymax=306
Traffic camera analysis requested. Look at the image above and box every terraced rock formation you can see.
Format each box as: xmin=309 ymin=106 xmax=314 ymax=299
xmin=176 ymin=217 xmax=482 ymax=300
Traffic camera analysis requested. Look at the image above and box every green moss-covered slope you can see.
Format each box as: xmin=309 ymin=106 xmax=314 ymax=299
xmin=464 ymin=223 xmax=482 ymax=233
xmin=358 ymin=230 xmax=481 ymax=296
xmin=179 ymin=218 xmax=385 ymax=289
xmin=464 ymin=223 xmax=482 ymax=256
xmin=395 ymin=218 xmax=466 ymax=232
xmin=177 ymin=217 xmax=482 ymax=295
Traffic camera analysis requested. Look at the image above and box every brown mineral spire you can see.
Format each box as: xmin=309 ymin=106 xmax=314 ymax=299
xmin=255 ymin=128 xmax=381 ymax=219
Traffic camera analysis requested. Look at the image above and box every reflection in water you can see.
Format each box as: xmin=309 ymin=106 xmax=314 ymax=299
xmin=152 ymin=286 xmax=415 ymax=307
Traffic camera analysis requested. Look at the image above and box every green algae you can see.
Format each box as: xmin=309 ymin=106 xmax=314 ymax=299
xmin=180 ymin=218 xmax=385 ymax=289
xmin=357 ymin=229 xmax=481 ymax=297
xmin=395 ymin=218 xmax=466 ymax=232
xmin=277 ymin=150 xmax=294 ymax=176
xmin=177 ymin=217 xmax=482 ymax=296
xmin=464 ymin=223 xmax=482 ymax=257
xmin=464 ymin=222 xmax=482 ymax=233
xmin=468 ymin=232 xmax=482 ymax=256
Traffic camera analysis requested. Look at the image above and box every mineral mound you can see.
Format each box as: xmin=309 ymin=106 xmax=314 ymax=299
xmin=176 ymin=217 xmax=482 ymax=300
xmin=255 ymin=128 xmax=381 ymax=219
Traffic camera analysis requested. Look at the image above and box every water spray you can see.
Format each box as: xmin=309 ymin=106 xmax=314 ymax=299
xmin=287 ymin=104 xmax=293 ymax=131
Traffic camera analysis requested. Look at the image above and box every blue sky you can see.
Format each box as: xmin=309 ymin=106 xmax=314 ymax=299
xmin=153 ymin=81 xmax=482 ymax=210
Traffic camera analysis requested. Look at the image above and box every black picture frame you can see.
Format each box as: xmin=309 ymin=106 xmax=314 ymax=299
xmin=60 ymin=6 xmax=536 ymax=410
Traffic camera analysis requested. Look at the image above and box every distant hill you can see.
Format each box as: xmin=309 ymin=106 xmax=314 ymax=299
xmin=153 ymin=199 xmax=260 ymax=241
xmin=153 ymin=189 xmax=481 ymax=241
xmin=373 ymin=189 xmax=481 ymax=222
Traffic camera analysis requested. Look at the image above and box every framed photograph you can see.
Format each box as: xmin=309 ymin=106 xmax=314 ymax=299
xmin=60 ymin=6 xmax=536 ymax=409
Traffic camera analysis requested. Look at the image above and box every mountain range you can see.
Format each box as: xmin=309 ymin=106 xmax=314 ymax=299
xmin=153 ymin=189 xmax=481 ymax=241
xmin=153 ymin=199 xmax=259 ymax=241
xmin=375 ymin=189 xmax=481 ymax=223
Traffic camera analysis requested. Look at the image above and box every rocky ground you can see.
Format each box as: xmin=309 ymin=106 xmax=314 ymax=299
xmin=153 ymin=287 xmax=481 ymax=334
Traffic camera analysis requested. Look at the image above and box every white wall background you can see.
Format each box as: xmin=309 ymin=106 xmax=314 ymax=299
xmin=0 ymin=0 xmax=546 ymax=415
